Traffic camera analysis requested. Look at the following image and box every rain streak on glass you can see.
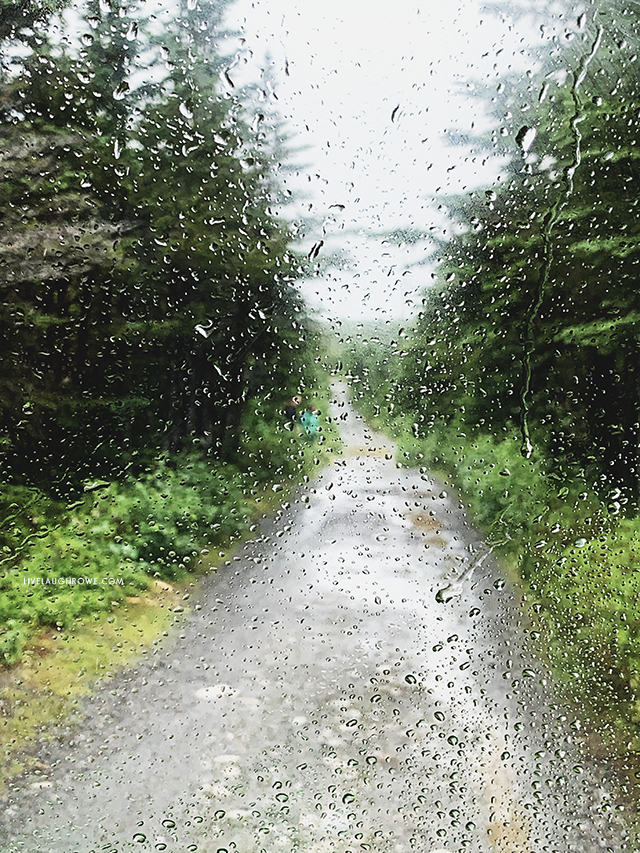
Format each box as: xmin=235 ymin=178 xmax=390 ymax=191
xmin=0 ymin=1 xmax=639 ymax=853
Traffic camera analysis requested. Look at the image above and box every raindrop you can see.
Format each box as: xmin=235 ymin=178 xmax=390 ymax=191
xmin=133 ymin=834 xmax=146 ymax=844
xmin=404 ymin=673 xmax=417 ymax=684
xmin=214 ymin=810 xmax=226 ymax=820
xmin=515 ymin=125 xmax=537 ymax=153
xmin=113 ymin=81 xmax=129 ymax=101
xmin=435 ymin=585 xmax=459 ymax=603
xmin=365 ymin=756 xmax=377 ymax=765
xmin=342 ymin=792 xmax=356 ymax=804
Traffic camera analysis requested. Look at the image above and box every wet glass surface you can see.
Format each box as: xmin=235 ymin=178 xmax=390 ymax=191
xmin=1 ymin=1 xmax=640 ymax=851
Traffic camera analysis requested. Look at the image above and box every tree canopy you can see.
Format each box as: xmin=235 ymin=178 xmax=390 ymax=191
xmin=389 ymin=2 xmax=640 ymax=498
xmin=0 ymin=0 xmax=311 ymax=492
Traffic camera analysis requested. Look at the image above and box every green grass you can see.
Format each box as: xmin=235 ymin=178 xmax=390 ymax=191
xmin=0 ymin=384 xmax=342 ymax=789
xmin=0 ymin=583 xmax=178 ymax=792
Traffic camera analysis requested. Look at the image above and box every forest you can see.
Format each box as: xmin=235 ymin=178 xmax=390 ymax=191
xmin=3 ymin=0 xmax=640 ymax=774
xmin=346 ymin=1 xmax=640 ymax=747
xmin=0 ymin=0 xmax=326 ymax=671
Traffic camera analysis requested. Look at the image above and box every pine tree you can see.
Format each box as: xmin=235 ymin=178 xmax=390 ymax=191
xmin=400 ymin=4 xmax=640 ymax=494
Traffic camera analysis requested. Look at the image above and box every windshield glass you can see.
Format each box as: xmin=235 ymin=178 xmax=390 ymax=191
xmin=0 ymin=1 xmax=639 ymax=851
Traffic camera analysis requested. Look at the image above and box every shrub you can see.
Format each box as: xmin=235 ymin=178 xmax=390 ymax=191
xmin=0 ymin=385 xmax=337 ymax=666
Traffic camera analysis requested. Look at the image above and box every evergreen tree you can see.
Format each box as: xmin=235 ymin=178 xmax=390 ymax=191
xmin=0 ymin=0 xmax=310 ymax=488
xmin=398 ymin=4 xmax=640 ymax=495
xmin=126 ymin=0 xmax=306 ymax=459
xmin=0 ymin=0 xmax=68 ymax=46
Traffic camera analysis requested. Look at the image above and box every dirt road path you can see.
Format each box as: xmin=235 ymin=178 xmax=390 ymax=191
xmin=0 ymin=384 xmax=628 ymax=852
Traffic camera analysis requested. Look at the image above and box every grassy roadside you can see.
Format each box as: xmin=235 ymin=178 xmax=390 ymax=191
xmin=350 ymin=389 xmax=640 ymax=746
xmin=0 ymin=581 xmax=179 ymax=789
xmin=0 ymin=387 xmax=342 ymax=793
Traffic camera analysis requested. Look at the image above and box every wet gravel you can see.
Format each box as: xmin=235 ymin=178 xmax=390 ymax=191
xmin=0 ymin=384 xmax=632 ymax=853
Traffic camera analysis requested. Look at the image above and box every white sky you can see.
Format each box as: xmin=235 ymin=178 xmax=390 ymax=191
xmin=223 ymin=0 xmax=546 ymax=322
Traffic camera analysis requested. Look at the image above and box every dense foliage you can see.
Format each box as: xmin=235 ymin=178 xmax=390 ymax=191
xmin=0 ymin=0 xmax=324 ymax=663
xmin=0 ymin=0 xmax=311 ymax=490
xmin=346 ymin=5 xmax=640 ymax=742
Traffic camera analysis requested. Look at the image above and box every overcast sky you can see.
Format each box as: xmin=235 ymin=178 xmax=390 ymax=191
xmin=223 ymin=0 xmax=544 ymax=323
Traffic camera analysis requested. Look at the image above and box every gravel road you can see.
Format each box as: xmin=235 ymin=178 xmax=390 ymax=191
xmin=0 ymin=384 xmax=630 ymax=853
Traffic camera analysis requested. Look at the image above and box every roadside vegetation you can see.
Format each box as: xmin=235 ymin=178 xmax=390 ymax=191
xmin=343 ymin=0 xmax=640 ymax=758
xmin=0 ymin=0 xmax=341 ymax=782
xmin=1 ymin=395 xmax=338 ymax=661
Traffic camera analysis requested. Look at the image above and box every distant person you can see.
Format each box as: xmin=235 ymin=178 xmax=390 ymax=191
xmin=299 ymin=407 xmax=321 ymax=441
xmin=284 ymin=395 xmax=302 ymax=425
